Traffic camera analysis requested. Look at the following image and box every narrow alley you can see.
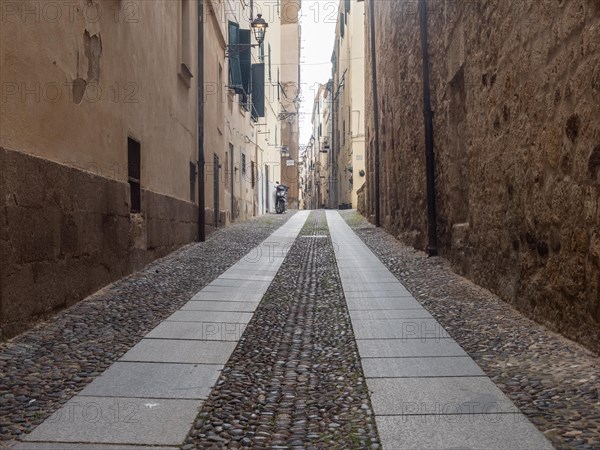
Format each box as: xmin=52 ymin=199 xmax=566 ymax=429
xmin=2 ymin=212 xmax=598 ymax=449
xmin=2 ymin=0 xmax=600 ymax=449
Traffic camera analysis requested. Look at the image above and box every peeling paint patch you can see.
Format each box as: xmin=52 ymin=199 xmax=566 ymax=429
xmin=84 ymin=30 xmax=102 ymax=82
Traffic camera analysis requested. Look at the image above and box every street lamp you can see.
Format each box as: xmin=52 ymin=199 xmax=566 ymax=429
xmin=251 ymin=14 xmax=268 ymax=45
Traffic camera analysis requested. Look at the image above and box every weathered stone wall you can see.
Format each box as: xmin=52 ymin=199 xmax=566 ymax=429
xmin=0 ymin=147 xmax=198 ymax=339
xmin=365 ymin=0 xmax=600 ymax=352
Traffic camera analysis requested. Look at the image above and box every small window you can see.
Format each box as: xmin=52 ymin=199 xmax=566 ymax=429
xmin=128 ymin=138 xmax=141 ymax=213
xmin=189 ymin=161 xmax=196 ymax=202
xmin=242 ymin=152 xmax=247 ymax=176
xmin=251 ymin=160 xmax=255 ymax=188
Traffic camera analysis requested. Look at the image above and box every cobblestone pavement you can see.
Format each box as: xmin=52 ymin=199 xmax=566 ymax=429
xmin=187 ymin=211 xmax=380 ymax=449
xmin=0 ymin=213 xmax=293 ymax=445
xmin=340 ymin=210 xmax=599 ymax=450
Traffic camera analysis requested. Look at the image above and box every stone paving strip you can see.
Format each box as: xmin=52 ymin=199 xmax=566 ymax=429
xmin=185 ymin=211 xmax=381 ymax=449
xmin=9 ymin=212 xmax=309 ymax=449
xmin=340 ymin=211 xmax=600 ymax=450
xmin=326 ymin=211 xmax=554 ymax=450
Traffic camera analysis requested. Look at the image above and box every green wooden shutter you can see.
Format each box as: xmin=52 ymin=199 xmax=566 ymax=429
xmin=239 ymin=29 xmax=251 ymax=95
xmin=228 ymin=21 xmax=243 ymax=92
xmin=251 ymin=63 xmax=265 ymax=119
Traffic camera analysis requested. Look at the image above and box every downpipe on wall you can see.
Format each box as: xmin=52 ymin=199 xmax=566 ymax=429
xmin=369 ymin=0 xmax=381 ymax=227
xmin=419 ymin=0 xmax=438 ymax=256
xmin=198 ymin=0 xmax=206 ymax=242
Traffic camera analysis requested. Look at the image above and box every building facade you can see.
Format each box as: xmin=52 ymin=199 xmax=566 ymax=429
xmin=364 ymin=0 xmax=600 ymax=352
xmin=203 ymin=0 xmax=261 ymax=229
xmin=278 ymin=0 xmax=301 ymax=209
xmin=0 ymin=0 xmax=300 ymax=339
xmin=330 ymin=0 xmax=366 ymax=209
xmin=1 ymin=0 xmax=200 ymax=338
xmin=302 ymin=83 xmax=332 ymax=210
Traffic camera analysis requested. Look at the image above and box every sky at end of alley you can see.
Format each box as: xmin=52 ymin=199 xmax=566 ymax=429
xmin=299 ymin=0 xmax=339 ymax=150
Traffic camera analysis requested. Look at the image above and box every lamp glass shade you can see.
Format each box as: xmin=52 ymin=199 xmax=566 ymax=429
xmin=251 ymin=14 xmax=268 ymax=45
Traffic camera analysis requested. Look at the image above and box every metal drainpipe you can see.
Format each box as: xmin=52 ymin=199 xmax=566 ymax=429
xmin=329 ymin=77 xmax=335 ymax=209
xmin=198 ymin=0 xmax=206 ymax=242
xmin=419 ymin=0 xmax=438 ymax=256
xmin=369 ymin=0 xmax=381 ymax=227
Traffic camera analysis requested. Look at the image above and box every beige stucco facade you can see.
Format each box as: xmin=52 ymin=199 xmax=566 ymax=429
xmin=331 ymin=0 xmax=365 ymax=208
xmin=1 ymin=0 xmax=198 ymax=200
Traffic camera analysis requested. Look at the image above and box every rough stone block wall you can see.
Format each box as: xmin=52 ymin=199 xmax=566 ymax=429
xmin=365 ymin=0 xmax=600 ymax=352
xmin=0 ymin=148 xmax=198 ymax=339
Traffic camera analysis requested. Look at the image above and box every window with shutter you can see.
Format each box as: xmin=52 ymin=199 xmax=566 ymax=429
xmin=228 ymin=21 xmax=243 ymax=92
xmin=239 ymin=29 xmax=252 ymax=108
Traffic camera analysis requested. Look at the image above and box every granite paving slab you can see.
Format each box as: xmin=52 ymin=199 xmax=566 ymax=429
xmin=345 ymin=297 xmax=424 ymax=310
xmin=23 ymin=396 xmax=201 ymax=446
xmin=349 ymin=309 xmax=434 ymax=320
xmin=352 ymin=318 xmax=451 ymax=340
xmin=179 ymin=300 xmax=259 ymax=312
xmin=13 ymin=444 xmax=179 ymax=450
xmin=119 ymin=339 xmax=236 ymax=364
xmin=342 ymin=288 xmax=414 ymax=298
xmin=79 ymin=362 xmax=220 ymax=399
xmin=339 ymin=274 xmax=399 ymax=283
xmin=200 ymin=285 xmax=271 ymax=294
xmin=206 ymin=278 xmax=272 ymax=287
xmin=362 ymin=356 xmax=485 ymax=378
xmin=189 ymin=291 xmax=264 ymax=302
xmin=343 ymin=290 xmax=413 ymax=299
xmin=356 ymin=338 xmax=468 ymax=358
xmin=377 ymin=414 xmax=555 ymax=450
xmin=366 ymin=377 xmax=519 ymax=415
xmin=220 ymin=266 xmax=281 ymax=274
xmin=165 ymin=310 xmax=254 ymax=324
xmin=145 ymin=321 xmax=246 ymax=341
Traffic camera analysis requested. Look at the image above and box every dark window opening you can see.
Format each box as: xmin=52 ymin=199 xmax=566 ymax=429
xmin=251 ymin=160 xmax=255 ymax=188
xmin=128 ymin=137 xmax=141 ymax=213
xmin=189 ymin=161 xmax=196 ymax=202
xmin=242 ymin=153 xmax=247 ymax=177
